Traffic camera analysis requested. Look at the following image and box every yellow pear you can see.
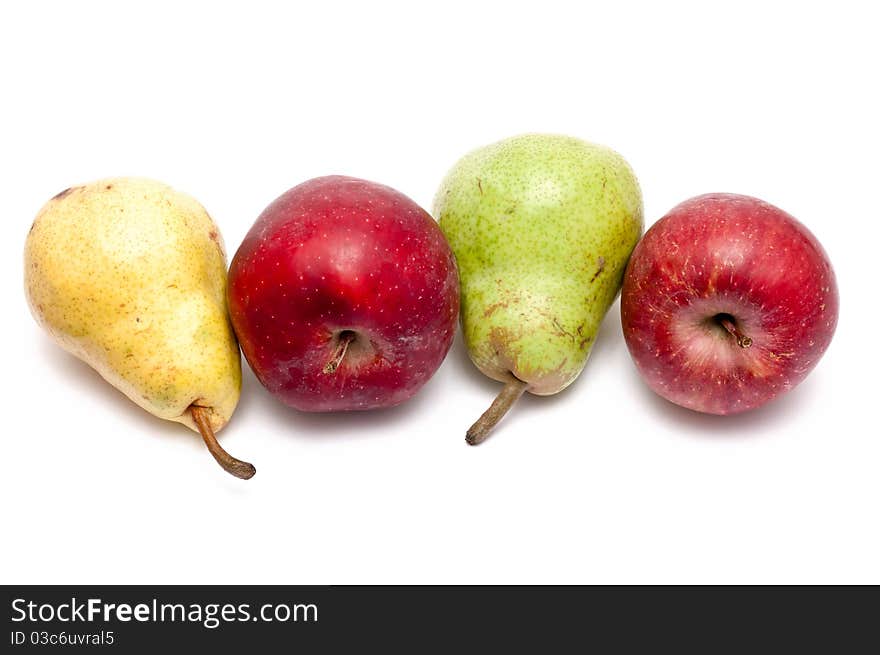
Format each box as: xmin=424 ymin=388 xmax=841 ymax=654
xmin=24 ymin=178 xmax=254 ymax=479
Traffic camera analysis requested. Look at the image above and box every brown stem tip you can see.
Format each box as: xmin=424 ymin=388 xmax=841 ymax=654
xmin=324 ymin=330 xmax=357 ymax=374
xmin=717 ymin=316 xmax=752 ymax=348
xmin=466 ymin=377 xmax=529 ymax=446
xmin=191 ymin=405 xmax=256 ymax=480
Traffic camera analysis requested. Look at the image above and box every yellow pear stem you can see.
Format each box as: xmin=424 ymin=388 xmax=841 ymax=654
xmin=190 ymin=406 xmax=256 ymax=480
xmin=718 ymin=317 xmax=753 ymax=348
xmin=466 ymin=377 xmax=529 ymax=446
xmin=323 ymin=331 xmax=356 ymax=374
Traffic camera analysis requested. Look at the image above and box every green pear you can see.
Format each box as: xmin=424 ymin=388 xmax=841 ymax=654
xmin=24 ymin=178 xmax=254 ymax=478
xmin=434 ymin=134 xmax=643 ymax=444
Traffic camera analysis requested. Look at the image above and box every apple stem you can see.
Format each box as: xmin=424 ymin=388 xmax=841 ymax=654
xmin=190 ymin=405 xmax=256 ymax=480
xmin=466 ymin=377 xmax=529 ymax=446
xmin=718 ymin=316 xmax=753 ymax=348
xmin=323 ymin=331 xmax=356 ymax=374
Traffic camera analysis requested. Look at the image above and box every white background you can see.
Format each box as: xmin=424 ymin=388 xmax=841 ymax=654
xmin=1 ymin=1 xmax=877 ymax=584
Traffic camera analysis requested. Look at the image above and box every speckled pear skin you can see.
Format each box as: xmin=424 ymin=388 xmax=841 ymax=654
xmin=24 ymin=178 xmax=241 ymax=434
xmin=434 ymin=134 xmax=643 ymax=395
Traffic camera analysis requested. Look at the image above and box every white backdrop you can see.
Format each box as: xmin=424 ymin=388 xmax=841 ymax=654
xmin=1 ymin=0 xmax=876 ymax=584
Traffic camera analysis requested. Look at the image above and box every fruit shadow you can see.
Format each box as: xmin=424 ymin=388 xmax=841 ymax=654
xmin=37 ymin=339 xmax=199 ymax=447
xmin=628 ymin=365 xmax=820 ymax=439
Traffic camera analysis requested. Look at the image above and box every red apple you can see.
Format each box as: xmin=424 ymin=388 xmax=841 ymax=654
xmin=621 ymin=193 xmax=838 ymax=415
xmin=228 ymin=176 xmax=459 ymax=411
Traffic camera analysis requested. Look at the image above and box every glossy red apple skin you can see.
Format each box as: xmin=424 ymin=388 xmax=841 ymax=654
xmin=228 ymin=176 xmax=460 ymax=412
xmin=621 ymin=193 xmax=838 ymax=415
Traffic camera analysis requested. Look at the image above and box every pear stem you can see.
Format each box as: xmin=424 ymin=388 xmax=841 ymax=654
xmin=323 ymin=331 xmax=356 ymax=374
xmin=190 ymin=405 xmax=256 ymax=480
xmin=466 ymin=377 xmax=529 ymax=446
xmin=718 ymin=316 xmax=753 ymax=348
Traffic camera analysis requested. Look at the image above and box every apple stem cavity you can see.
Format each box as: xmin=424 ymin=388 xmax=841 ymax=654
xmin=716 ymin=314 xmax=753 ymax=348
xmin=323 ymin=330 xmax=357 ymax=374
xmin=466 ymin=377 xmax=530 ymax=446
xmin=190 ymin=405 xmax=256 ymax=480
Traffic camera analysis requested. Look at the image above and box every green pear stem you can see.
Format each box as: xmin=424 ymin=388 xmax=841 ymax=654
xmin=718 ymin=317 xmax=752 ymax=348
xmin=324 ymin=331 xmax=356 ymax=374
xmin=190 ymin=405 xmax=256 ymax=480
xmin=466 ymin=377 xmax=529 ymax=446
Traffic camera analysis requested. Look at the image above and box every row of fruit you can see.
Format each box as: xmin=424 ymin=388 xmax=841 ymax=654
xmin=24 ymin=134 xmax=838 ymax=479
